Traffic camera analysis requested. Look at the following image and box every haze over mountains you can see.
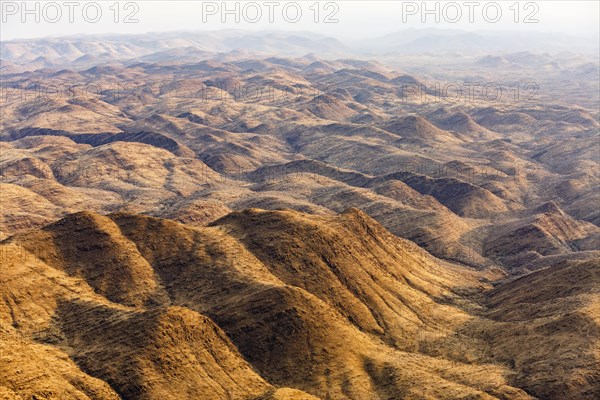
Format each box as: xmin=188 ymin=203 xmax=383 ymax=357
xmin=2 ymin=29 xmax=598 ymax=65
xmin=1 ymin=28 xmax=599 ymax=399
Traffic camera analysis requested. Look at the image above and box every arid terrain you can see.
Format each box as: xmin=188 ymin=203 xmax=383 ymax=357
xmin=1 ymin=29 xmax=599 ymax=399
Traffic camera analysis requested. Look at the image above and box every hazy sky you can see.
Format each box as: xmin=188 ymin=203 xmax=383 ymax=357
xmin=1 ymin=0 xmax=598 ymax=40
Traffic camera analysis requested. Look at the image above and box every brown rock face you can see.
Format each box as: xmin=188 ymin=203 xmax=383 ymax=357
xmin=2 ymin=209 xmax=597 ymax=399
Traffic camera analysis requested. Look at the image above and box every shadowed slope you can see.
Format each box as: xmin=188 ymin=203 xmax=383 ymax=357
xmin=2 ymin=209 xmax=533 ymax=399
xmin=471 ymin=258 xmax=600 ymax=399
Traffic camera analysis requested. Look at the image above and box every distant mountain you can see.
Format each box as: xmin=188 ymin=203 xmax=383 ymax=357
xmin=1 ymin=31 xmax=352 ymax=66
xmin=362 ymin=29 xmax=599 ymax=55
xmin=3 ymin=29 xmax=598 ymax=69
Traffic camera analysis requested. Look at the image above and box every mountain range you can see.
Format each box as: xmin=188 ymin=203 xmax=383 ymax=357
xmin=1 ymin=29 xmax=599 ymax=399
